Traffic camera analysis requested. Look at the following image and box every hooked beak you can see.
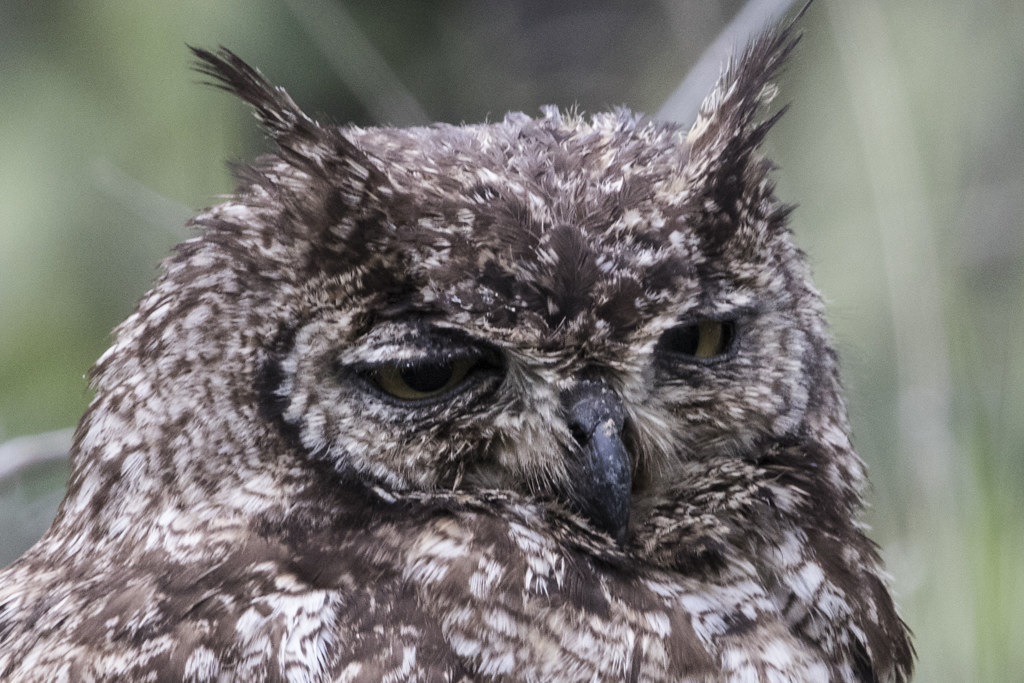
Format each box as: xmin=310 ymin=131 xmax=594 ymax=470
xmin=562 ymin=380 xmax=631 ymax=546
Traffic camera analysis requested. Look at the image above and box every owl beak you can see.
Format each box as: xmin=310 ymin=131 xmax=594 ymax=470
xmin=563 ymin=381 xmax=631 ymax=546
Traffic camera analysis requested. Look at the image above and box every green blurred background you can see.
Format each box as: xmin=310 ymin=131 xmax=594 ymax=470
xmin=1 ymin=1 xmax=1021 ymax=679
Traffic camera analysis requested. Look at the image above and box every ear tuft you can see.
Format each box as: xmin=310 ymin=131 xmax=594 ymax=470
xmin=682 ymin=5 xmax=810 ymax=253
xmin=686 ymin=7 xmax=805 ymax=152
xmin=189 ymin=46 xmax=319 ymax=141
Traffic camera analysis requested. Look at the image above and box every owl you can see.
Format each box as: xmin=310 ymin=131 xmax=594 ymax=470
xmin=0 ymin=15 xmax=913 ymax=683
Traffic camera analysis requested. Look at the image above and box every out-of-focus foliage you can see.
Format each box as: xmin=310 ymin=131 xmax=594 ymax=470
xmin=1 ymin=1 xmax=1021 ymax=680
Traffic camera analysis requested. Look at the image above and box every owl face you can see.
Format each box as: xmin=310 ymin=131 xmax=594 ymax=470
xmin=265 ymin=104 xmax=822 ymax=544
xmin=0 ymin=31 xmax=914 ymax=682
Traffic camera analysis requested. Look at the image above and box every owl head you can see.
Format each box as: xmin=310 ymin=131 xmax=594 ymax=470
xmin=60 ymin=21 xmax=862 ymax=557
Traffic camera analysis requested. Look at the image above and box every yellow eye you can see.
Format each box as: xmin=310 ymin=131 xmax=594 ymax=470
xmin=693 ymin=320 xmax=728 ymax=358
xmin=373 ymin=356 xmax=479 ymax=401
xmin=660 ymin=320 xmax=736 ymax=360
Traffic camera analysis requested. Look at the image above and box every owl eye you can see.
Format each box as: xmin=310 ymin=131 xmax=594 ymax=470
xmin=659 ymin=320 xmax=736 ymax=361
xmin=372 ymin=355 xmax=484 ymax=401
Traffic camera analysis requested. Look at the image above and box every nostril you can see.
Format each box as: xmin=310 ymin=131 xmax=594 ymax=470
xmin=568 ymin=421 xmax=589 ymax=445
xmin=562 ymin=379 xmax=625 ymax=443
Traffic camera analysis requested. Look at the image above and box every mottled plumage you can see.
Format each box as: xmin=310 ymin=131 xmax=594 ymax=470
xmin=0 ymin=16 xmax=913 ymax=682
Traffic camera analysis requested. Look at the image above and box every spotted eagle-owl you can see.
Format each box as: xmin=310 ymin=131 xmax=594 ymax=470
xmin=0 ymin=17 xmax=913 ymax=683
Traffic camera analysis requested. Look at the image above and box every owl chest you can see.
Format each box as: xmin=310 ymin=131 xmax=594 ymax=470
xmin=227 ymin=514 xmax=764 ymax=681
xmin=253 ymin=550 xmax=829 ymax=682
xmin=164 ymin=492 xmax=834 ymax=681
xmin=232 ymin=559 xmax=715 ymax=682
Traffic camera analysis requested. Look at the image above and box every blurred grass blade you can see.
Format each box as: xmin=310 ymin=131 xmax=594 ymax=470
xmin=827 ymin=0 xmax=954 ymax=495
xmin=0 ymin=429 xmax=72 ymax=566
xmin=0 ymin=428 xmax=73 ymax=481
xmin=284 ymin=0 xmax=430 ymax=125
